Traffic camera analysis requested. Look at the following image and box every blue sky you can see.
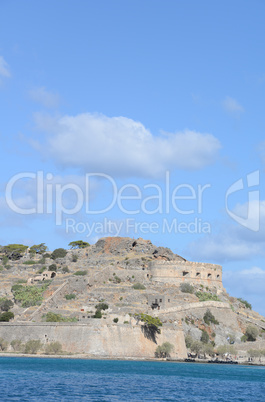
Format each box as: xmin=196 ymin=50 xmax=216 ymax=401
xmin=1 ymin=0 xmax=265 ymax=314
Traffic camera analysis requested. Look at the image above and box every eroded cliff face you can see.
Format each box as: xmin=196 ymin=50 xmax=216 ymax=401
xmin=0 ymin=322 xmax=187 ymax=359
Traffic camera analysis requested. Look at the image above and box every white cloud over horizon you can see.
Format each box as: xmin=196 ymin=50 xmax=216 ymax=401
xmin=32 ymin=112 xmax=221 ymax=178
xmin=29 ymin=86 xmax=60 ymax=108
xmin=222 ymin=96 xmax=244 ymax=115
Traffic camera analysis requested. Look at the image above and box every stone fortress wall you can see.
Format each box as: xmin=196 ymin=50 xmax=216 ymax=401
xmin=149 ymin=260 xmax=223 ymax=288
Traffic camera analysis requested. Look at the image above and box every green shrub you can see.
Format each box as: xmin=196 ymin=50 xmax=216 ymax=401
xmin=38 ymin=257 xmax=46 ymax=264
xmin=0 ymin=312 xmax=14 ymax=321
xmin=203 ymin=309 xmax=219 ymax=325
xmin=2 ymin=256 xmax=8 ymax=265
xmin=62 ymin=266 xmax=70 ymax=273
xmin=24 ymin=340 xmax=42 ymax=354
xmin=124 ymin=321 xmax=129 ymax=324
xmin=0 ymin=337 xmax=8 ymax=351
xmin=245 ymin=325 xmax=259 ymax=341
xmin=23 ymin=260 xmax=36 ymax=265
xmin=155 ymin=342 xmax=174 ymax=358
xmin=0 ymin=265 xmax=3 ymax=271
xmin=200 ymin=329 xmax=209 ymax=344
xmin=45 ymin=342 xmax=62 ymax=355
xmin=180 ymin=283 xmax=194 ymax=294
xmin=65 ymin=294 xmax=76 ymax=300
xmin=72 ymin=254 xmax=78 ymax=262
xmin=38 ymin=266 xmax=46 ymax=274
xmin=93 ymin=310 xmax=102 ymax=319
xmin=195 ymin=291 xmax=220 ymax=302
xmin=241 ymin=335 xmax=247 ymax=342
xmin=113 ymin=318 xmax=119 ymax=323
xmin=95 ymin=303 xmax=109 ymax=311
xmin=74 ymin=270 xmax=87 ymax=276
xmin=12 ymin=284 xmax=49 ymax=307
xmin=0 ymin=298 xmax=14 ymax=312
xmin=113 ymin=275 xmax=121 ymax=283
xmin=185 ymin=335 xmax=194 ymax=348
xmin=48 ymin=264 xmax=57 ymax=271
xmin=11 ymin=339 xmax=23 ymax=352
xmin=238 ymin=298 xmax=252 ymax=310
xmin=132 ymin=283 xmax=146 ymax=290
xmin=43 ymin=253 xmax=51 ymax=259
xmin=51 ymin=248 xmax=67 ymax=260
xmin=45 ymin=312 xmax=77 ymax=322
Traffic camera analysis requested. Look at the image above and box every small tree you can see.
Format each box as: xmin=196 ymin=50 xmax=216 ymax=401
xmin=155 ymin=342 xmax=174 ymax=358
xmin=48 ymin=264 xmax=57 ymax=272
xmin=203 ymin=309 xmax=219 ymax=325
xmin=200 ymin=330 xmax=209 ymax=344
xmin=11 ymin=339 xmax=23 ymax=352
xmin=68 ymin=240 xmax=90 ymax=249
xmin=185 ymin=335 xmax=194 ymax=349
xmin=190 ymin=341 xmax=204 ymax=356
xmin=29 ymin=243 xmax=47 ymax=255
xmin=0 ymin=298 xmax=14 ymax=312
xmin=45 ymin=342 xmax=62 ymax=355
xmin=0 ymin=338 xmax=8 ymax=351
xmin=51 ymin=248 xmax=67 ymax=260
xmin=245 ymin=325 xmax=259 ymax=341
xmin=0 ymin=311 xmax=14 ymax=322
xmin=24 ymin=340 xmax=42 ymax=354
xmin=180 ymin=283 xmax=194 ymax=294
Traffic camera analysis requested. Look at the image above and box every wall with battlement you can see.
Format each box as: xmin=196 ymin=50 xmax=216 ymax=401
xmin=149 ymin=260 xmax=223 ymax=288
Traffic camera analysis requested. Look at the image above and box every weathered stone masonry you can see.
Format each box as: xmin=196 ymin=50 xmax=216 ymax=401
xmin=149 ymin=260 xmax=223 ymax=288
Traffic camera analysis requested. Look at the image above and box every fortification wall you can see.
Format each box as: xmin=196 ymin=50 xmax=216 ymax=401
xmin=149 ymin=260 xmax=223 ymax=288
xmin=0 ymin=322 xmax=187 ymax=359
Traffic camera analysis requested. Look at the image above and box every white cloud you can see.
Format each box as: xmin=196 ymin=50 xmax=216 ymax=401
xmin=222 ymin=96 xmax=244 ymax=115
xmin=186 ymin=200 xmax=265 ymax=263
xmin=32 ymin=112 xmax=221 ymax=178
xmin=0 ymin=56 xmax=11 ymax=78
xmin=29 ymin=87 xmax=60 ymax=108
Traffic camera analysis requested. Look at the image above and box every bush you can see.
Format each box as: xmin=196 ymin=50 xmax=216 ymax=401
xmin=241 ymin=335 xmax=247 ymax=342
xmin=11 ymin=339 xmax=23 ymax=352
xmin=195 ymin=291 xmax=220 ymax=302
xmin=190 ymin=341 xmax=204 ymax=355
xmin=74 ymin=270 xmax=87 ymax=276
xmin=45 ymin=342 xmax=62 ymax=355
xmin=132 ymin=283 xmax=146 ymax=290
xmin=93 ymin=310 xmax=102 ymax=319
xmin=0 ymin=312 xmax=14 ymax=321
xmin=51 ymin=248 xmax=67 ymax=260
xmin=113 ymin=275 xmax=121 ymax=284
xmin=65 ymin=294 xmax=76 ymax=300
xmin=200 ymin=330 xmax=209 ymax=344
xmin=24 ymin=340 xmax=42 ymax=354
xmin=217 ymin=344 xmax=236 ymax=357
xmin=48 ymin=264 xmax=57 ymax=272
xmin=180 ymin=283 xmax=194 ymax=294
xmin=12 ymin=284 xmax=49 ymax=307
xmin=45 ymin=312 xmax=78 ymax=322
xmin=185 ymin=335 xmax=194 ymax=349
xmin=0 ymin=298 xmax=14 ymax=312
xmin=95 ymin=303 xmax=109 ymax=311
xmin=245 ymin=325 xmax=259 ymax=342
xmin=23 ymin=260 xmax=37 ymax=265
xmin=238 ymin=298 xmax=252 ymax=310
xmin=113 ymin=318 xmax=119 ymax=323
xmin=0 ymin=337 xmax=8 ymax=351
xmin=155 ymin=342 xmax=174 ymax=358
xmin=38 ymin=266 xmax=46 ymax=274
xmin=203 ymin=309 xmax=219 ymax=325
xmin=62 ymin=266 xmax=70 ymax=273
xmin=124 ymin=321 xmax=129 ymax=324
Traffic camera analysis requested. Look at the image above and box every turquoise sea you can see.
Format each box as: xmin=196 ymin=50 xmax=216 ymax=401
xmin=0 ymin=357 xmax=265 ymax=401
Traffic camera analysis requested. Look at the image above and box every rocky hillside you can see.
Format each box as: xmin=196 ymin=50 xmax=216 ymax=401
xmin=0 ymin=237 xmax=265 ymax=361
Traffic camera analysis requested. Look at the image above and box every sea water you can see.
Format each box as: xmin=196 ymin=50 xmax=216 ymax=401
xmin=0 ymin=357 xmax=265 ymax=401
